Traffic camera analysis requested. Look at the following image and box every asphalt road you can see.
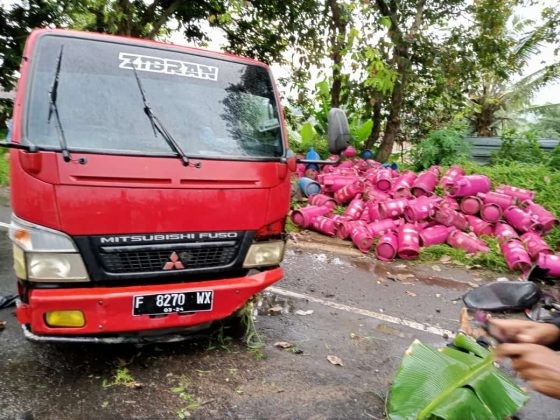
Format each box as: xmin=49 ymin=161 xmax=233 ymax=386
xmin=1 ymin=196 xmax=559 ymax=419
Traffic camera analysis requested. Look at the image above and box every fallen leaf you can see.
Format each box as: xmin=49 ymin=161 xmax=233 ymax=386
xmin=327 ymin=355 xmax=344 ymax=366
xmin=274 ymin=341 xmax=293 ymax=349
xmin=0 ymin=320 xmax=5 ymax=330
xmin=350 ymin=333 xmax=359 ymax=340
xmin=295 ymin=309 xmax=314 ymax=316
xmin=431 ymin=265 xmax=441 ymax=272
xmin=268 ymin=305 xmax=283 ymax=315
xmin=406 ymin=290 xmax=417 ymax=297
xmin=439 ymin=255 xmax=452 ymax=264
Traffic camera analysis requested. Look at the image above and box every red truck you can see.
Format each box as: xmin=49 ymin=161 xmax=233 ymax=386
xmin=1 ymin=29 xmax=349 ymax=343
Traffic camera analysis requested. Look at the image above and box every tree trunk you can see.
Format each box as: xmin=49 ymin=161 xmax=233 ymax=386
xmin=376 ymin=47 xmax=408 ymax=162
xmin=364 ymin=98 xmax=383 ymax=150
xmin=328 ymin=0 xmax=346 ymax=108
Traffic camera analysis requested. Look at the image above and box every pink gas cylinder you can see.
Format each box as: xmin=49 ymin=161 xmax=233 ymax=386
xmin=411 ymin=170 xmax=438 ymax=197
xmin=520 ymin=231 xmax=553 ymax=260
xmin=291 ymin=205 xmax=332 ymax=228
xmin=447 ymin=230 xmax=489 ymax=254
xmin=439 ymin=166 xmax=465 ymax=188
xmin=379 ymin=198 xmax=409 ymax=219
xmin=503 ymin=206 xmax=542 ymax=234
xmin=521 ymin=200 xmax=559 ymax=234
xmin=460 ymin=196 xmax=482 ymax=215
xmin=397 ymin=224 xmax=420 ymax=259
xmin=419 ymin=225 xmax=453 ymax=247
xmin=376 ymin=230 xmax=399 ymax=261
xmin=445 ymin=175 xmax=491 ymax=197
xmin=500 ymin=239 xmax=532 ymax=272
xmin=495 ymin=185 xmax=535 ymax=202
xmin=465 ymin=215 xmax=493 ymax=236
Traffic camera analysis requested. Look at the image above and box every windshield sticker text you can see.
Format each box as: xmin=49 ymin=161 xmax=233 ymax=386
xmin=118 ymin=52 xmax=218 ymax=81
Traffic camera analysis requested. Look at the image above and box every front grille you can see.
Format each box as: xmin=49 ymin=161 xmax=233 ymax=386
xmin=100 ymin=244 xmax=239 ymax=273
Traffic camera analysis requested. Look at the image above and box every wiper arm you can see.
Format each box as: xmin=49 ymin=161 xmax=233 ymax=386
xmin=48 ymin=46 xmax=71 ymax=163
xmin=131 ymin=67 xmax=193 ymax=167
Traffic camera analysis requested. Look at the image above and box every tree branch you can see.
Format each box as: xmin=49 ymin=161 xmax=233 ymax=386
xmin=147 ymin=0 xmax=181 ymax=39
xmin=374 ymin=0 xmax=402 ymax=40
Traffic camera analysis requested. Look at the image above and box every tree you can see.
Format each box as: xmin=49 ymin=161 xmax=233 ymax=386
xmin=0 ymin=0 xmax=230 ymax=91
xmin=370 ymin=0 xmax=467 ymax=162
xmin=464 ymin=0 xmax=560 ymax=136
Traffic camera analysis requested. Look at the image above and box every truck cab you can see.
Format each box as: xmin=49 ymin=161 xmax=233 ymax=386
xmin=5 ymin=29 xmax=292 ymax=343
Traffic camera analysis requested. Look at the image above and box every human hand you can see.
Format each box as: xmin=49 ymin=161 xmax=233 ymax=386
xmin=495 ymin=343 xmax=560 ymax=399
xmin=487 ymin=318 xmax=560 ymax=346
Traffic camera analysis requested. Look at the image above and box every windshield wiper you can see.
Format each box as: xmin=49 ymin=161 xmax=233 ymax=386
xmin=131 ymin=67 xmax=194 ymax=167
xmin=48 ymin=46 xmax=71 ymax=163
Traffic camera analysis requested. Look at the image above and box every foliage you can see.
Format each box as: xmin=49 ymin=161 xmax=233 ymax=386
xmin=548 ymin=143 xmax=560 ymax=171
xmin=419 ymin=237 xmax=508 ymax=273
xmin=388 ymin=334 xmax=528 ymax=419
xmin=0 ymin=127 xmax=8 ymax=186
xmin=171 ymin=375 xmax=200 ymax=419
xmin=410 ymin=125 xmax=471 ymax=170
xmin=491 ymin=128 xmax=545 ymax=165
xmin=462 ymin=0 xmax=560 ymax=136
xmin=526 ymin=105 xmax=560 ymax=139
xmin=0 ymin=149 xmax=8 ymax=187
xmin=102 ymin=366 xmax=139 ymax=388
xmin=0 ymin=0 xmax=229 ymax=91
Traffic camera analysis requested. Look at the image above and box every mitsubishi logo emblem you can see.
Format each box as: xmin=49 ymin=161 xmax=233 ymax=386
xmin=163 ymin=252 xmax=184 ymax=270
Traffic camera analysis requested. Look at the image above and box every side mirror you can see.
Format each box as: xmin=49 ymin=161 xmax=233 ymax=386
xmin=327 ymin=108 xmax=350 ymax=154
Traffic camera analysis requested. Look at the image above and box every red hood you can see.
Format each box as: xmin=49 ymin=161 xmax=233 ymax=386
xmin=11 ymin=152 xmax=290 ymax=235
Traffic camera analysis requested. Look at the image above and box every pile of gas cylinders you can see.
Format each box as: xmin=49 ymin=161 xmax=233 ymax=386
xmin=291 ymin=147 xmax=560 ymax=278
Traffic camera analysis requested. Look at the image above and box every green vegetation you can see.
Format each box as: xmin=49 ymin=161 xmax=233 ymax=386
xmin=410 ymin=125 xmax=471 ymax=170
xmin=388 ymin=334 xmax=528 ymax=418
xmin=420 ymin=237 xmax=508 ymax=273
xmin=0 ymin=149 xmax=8 ymax=186
xmin=491 ymin=129 xmax=545 ymax=165
xmin=171 ymin=376 xmax=201 ymax=419
xmin=0 ymin=127 xmax=9 ymax=186
xmin=102 ymin=366 xmax=138 ymax=388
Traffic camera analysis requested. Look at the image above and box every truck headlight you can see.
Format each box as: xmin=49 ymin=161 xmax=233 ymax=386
xmin=243 ymin=241 xmax=285 ymax=268
xmin=9 ymin=215 xmax=89 ymax=282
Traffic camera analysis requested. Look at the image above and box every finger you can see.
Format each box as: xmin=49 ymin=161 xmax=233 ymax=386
xmin=494 ymin=343 xmax=535 ymax=359
xmin=528 ymin=379 xmax=560 ymax=399
xmin=511 ymin=357 xmax=531 ymax=372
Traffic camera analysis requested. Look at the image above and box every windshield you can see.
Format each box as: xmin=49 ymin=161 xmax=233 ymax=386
xmin=25 ymin=35 xmax=284 ymax=159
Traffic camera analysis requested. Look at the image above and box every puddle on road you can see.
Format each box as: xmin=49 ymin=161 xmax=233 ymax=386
xmin=350 ymin=257 xmax=470 ymax=290
xmin=375 ymin=323 xmax=406 ymax=338
xmin=255 ymin=291 xmax=297 ymax=316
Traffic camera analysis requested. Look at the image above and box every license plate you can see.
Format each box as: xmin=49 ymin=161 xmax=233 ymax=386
xmin=132 ymin=291 xmax=213 ymax=316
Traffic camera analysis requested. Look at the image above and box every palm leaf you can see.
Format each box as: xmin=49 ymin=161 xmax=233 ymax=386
xmin=503 ymin=63 xmax=560 ymax=109
xmin=387 ymin=333 xmax=528 ymax=420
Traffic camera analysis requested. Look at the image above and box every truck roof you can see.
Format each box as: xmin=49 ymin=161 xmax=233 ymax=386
xmin=25 ymin=28 xmax=270 ymax=70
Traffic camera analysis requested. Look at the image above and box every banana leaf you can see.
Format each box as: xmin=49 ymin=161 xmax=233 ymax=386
xmin=387 ymin=333 xmax=528 ymax=419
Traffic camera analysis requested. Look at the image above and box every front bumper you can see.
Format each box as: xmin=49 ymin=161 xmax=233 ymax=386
xmin=16 ymin=267 xmax=283 ymax=339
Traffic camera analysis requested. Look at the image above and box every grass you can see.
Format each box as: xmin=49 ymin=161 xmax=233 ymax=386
xmin=102 ymin=366 xmax=139 ymax=388
xmin=0 ymin=149 xmax=8 ymax=186
xmin=172 ymin=375 xmax=201 ymax=419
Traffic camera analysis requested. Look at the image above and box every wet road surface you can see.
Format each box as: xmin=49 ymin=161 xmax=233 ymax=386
xmin=1 ymin=199 xmax=559 ymax=419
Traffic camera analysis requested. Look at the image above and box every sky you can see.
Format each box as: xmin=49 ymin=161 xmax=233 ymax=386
xmin=1 ymin=0 xmax=558 ymax=105
xmin=170 ymin=2 xmax=559 ymax=106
